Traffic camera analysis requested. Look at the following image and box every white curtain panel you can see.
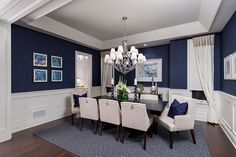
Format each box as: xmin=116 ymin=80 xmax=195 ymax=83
xmin=192 ymin=35 xmax=219 ymax=124
xmin=101 ymin=61 xmax=112 ymax=95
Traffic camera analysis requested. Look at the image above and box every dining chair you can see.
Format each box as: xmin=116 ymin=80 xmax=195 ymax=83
xmin=79 ymin=97 xmax=99 ymax=134
xmin=158 ymin=95 xmax=197 ymax=149
xmin=71 ymin=92 xmax=87 ymax=125
xmin=98 ymin=99 xmax=121 ymax=141
xmin=140 ymin=93 xmax=159 ymax=101
xmin=120 ymin=102 xmax=153 ymax=150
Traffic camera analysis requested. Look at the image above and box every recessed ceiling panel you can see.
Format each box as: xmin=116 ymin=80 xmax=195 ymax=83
xmin=48 ymin=0 xmax=201 ymax=40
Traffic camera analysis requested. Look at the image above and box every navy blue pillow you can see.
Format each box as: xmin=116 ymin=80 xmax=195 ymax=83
xmin=168 ymin=99 xmax=188 ymax=119
xmin=73 ymin=93 xmax=87 ymax=107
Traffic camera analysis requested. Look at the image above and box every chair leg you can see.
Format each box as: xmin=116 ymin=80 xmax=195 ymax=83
xmin=71 ymin=114 xmax=74 ymax=126
xmin=143 ymin=131 xmax=147 ymax=150
xmin=100 ymin=121 xmax=103 ymax=136
xmin=80 ymin=118 xmax=84 ymax=131
xmin=116 ymin=125 xmax=120 ymax=141
xmin=121 ymin=127 xmax=125 ymax=143
xmin=169 ymin=131 xmax=173 ymax=149
xmin=95 ymin=120 xmax=99 ymax=135
xmin=190 ymin=129 xmax=196 ymax=144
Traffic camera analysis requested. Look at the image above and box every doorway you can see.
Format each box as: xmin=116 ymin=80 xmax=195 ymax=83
xmin=75 ymin=51 xmax=92 ymax=97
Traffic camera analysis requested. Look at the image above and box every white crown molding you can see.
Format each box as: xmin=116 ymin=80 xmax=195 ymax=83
xmin=27 ymin=16 xmax=103 ymax=50
xmin=0 ymin=0 xmax=51 ymax=23
xmin=102 ymin=21 xmax=207 ymax=50
xmin=22 ymin=0 xmax=72 ymax=23
xmin=198 ymin=0 xmax=222 ymax=31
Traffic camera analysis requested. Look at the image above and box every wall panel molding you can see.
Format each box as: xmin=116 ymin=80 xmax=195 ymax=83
xmin=216 ymin=91 xmax=236 ymax=148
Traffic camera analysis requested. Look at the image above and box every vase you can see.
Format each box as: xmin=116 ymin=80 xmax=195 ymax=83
xmin=117 ymin=90 xmax=129 ymax=102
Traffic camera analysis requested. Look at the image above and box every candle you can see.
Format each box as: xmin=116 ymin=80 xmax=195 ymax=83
xmin=134 ymin=78 xmax=137 ymax=85
xmin=111 ymin=78 xmax=114 ymax=85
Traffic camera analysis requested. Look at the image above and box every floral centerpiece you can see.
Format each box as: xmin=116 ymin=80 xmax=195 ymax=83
xmin=115 ymin=77 xmax=131 ymax=101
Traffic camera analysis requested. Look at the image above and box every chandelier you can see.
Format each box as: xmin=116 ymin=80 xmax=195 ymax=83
xmin=104 ymin=16 xmax=146 ymax=74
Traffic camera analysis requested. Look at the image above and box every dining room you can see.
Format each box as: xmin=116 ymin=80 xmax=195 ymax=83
xmin=0 ymin=0 xmax=236 ymax=157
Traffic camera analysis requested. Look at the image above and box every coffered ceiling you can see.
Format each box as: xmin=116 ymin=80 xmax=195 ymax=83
xmin=48 ymin=0 xmax=201 ymax=41
xmin=1 ymin=0 xmax=236 ymax=50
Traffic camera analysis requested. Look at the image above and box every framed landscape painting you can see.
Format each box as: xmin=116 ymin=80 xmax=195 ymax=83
xmin=33 ymin=53 xmax=47 ymax=67
xmin=33 ymin=69 xmax=47 ymax=82
xmin=51 ymin=70 xmax=63 ymax=82
xmin=51 ymin=56 xmax=63 ymax=68
xmin=136 ymin=59 xmax=162 ymax=82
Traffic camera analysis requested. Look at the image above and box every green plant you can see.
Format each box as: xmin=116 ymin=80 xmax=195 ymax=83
xmin=137 ymin=84 xmax=144 ymax=93
xmin=115 ymin=76 xmax=131 ymax=101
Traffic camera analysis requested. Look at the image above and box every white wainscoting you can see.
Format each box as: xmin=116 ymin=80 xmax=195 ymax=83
xmin=216 ymin=91 xmax=236 ymax=148
xmin=11 ymin=87 xmax=99 ymax=133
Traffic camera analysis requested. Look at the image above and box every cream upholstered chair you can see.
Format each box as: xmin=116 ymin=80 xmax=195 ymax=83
xmin=79 ymin=97 xmax=99 ymax=134
xmin=140 ymin=94 xmax=159 ymax=101
xmin=158 ymin=95 xmax=197 ymax=149
xmin=98 ymin=99 xmax=121 ymax=140
xmin=70 ymin=92 xmax=87 ymax=125
xmin=121 ymin=102 xmax=153 ymax=150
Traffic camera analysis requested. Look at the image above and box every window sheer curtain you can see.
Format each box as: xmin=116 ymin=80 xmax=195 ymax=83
xmin=192 ymin=35 xmax=219 ymax=124
xmin=101 ymin=52 xmax=112 ymax=95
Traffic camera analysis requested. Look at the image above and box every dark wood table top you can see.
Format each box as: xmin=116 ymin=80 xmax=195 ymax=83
xmin=94 ymin=95 xmax=168 ymax=113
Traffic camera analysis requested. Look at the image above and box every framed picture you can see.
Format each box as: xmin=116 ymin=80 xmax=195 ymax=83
xmin=224 ymin=55 xmax=232 ymax=79
xmin=51 ymin=56 xmax=63 ymax=68
xmin=33 ymin=53 xmax=47 ymax=67
xmin=232 ymin=52 xmax=236 ymax=79
xmin=136 ymin=59 xmax=162 ymax=82
xmin=51 ymin=70 xmax=63 ymax=82
xmin=33 ymin=69 xmax=47 ymax=82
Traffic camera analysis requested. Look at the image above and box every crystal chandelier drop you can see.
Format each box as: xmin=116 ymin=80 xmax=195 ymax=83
xmin=104 ymin=17 xmax=146 ymax=74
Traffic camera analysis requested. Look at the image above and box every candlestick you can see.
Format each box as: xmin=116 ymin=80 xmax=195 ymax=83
xmin=134 ymin=78 xmax=137 ymax=85
xmin=111 ymin=78 xmax=114 ymax=85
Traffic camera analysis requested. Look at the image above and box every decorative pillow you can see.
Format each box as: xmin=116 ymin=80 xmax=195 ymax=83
xmin=73 ymin=93 xmax=87 ymax=107
xmin=168 ymin=99 xmax=188 ymax=119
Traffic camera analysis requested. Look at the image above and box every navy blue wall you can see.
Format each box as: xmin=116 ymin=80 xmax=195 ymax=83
xmin=115 ymin=45 xmax=169 ymax=87
xmin=11 ymin=24 xmax=101 ymax=93
xmin=214 ymin=33 xmax=221 ymax=90
xmin=169 ymin=39 xmax=187 ymax=89
xmin=221 ymin=11 xmax=236 ymax=96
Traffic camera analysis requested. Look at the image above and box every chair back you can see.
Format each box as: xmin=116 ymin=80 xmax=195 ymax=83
xmin=79 ymin=97 xmax=99 ymax=120
xmin=140 ymin=94 xmax=158 ymax=101
xmin=121 ymin=102 xmax=150 ymax=131
xmin=171 ymin=95 xmax=197 ymax=119
xmin=99 ymin=99 xmax=121 ymax=125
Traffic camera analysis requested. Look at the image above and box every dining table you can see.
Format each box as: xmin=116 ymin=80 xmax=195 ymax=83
xmin=94 ymin=95 xmax=168 ymax=115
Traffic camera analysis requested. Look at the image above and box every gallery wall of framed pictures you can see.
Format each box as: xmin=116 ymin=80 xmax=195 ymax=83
xmin=33 ymin=52 xmax=63 ymax=83
xmin=224 ymin=52 xmax=236 ymax=80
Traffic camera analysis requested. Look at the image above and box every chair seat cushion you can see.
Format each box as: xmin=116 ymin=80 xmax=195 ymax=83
xmin=168 ymin=99 xmax=188 ymax=119
xmin=159 ymin=116 xmax=175 ymax=131
xmin=73 ymin=93 xmax=87 ymax=107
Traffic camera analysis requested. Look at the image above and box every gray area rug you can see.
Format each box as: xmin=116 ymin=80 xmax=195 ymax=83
xmin=36 ymin=120 xmax=211 ymax=157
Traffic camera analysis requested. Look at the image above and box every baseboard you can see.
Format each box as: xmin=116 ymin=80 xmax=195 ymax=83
xmin=219 ymin=117 xmax=236 ymax=149
xmin=0 ymin=129 xmax=11 ymax=143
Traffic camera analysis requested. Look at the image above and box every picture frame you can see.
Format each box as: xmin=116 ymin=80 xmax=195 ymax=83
xmin=136 ymin=59 xmax=162 ymax=82
xmin=33 ymin=53 xmax=47 ymax=67
xmin=33 ymin=69 xmax=47 ymax=82
xmin=224 ymin=55 xmax=232 ymax=80
xmin=232 ymin=52 xmax=236 ymax=79
xmin=51 ymin=70 xmax=63 ymax=82
xmin=51 ymin=56 xmax=63 ymax=68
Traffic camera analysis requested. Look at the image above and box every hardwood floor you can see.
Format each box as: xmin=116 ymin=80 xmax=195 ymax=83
xmin=0 ymin=117 xmax=235 ymax=157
